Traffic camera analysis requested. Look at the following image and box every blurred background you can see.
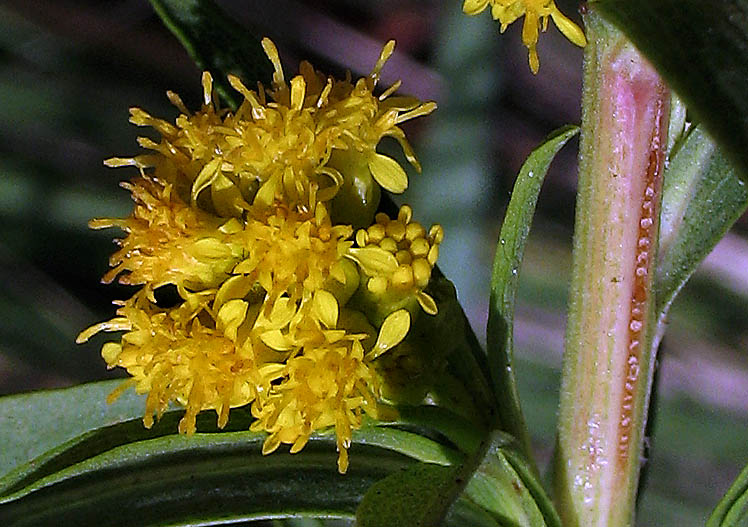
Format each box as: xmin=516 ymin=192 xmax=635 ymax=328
xmin=0 ymin=0 xmax=746 ymax=525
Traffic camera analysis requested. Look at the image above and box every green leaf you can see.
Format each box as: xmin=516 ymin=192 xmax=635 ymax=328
xmin=389 ymin=405 xmax=484 ymax=456
xmin=0 ymin=432 xmax=405 ymax=526
xmin=356 ymin=463 xmax=463 ymax=527
xmin=446 ymin=431 xmax=561 ymax=527
xmin=149 ymin=0 xmax=274 ymax=108
xmin=487 ymin=125 xmax=579 ymax=463
xmin=591 ymin=0 xmax=748 ymax=179
xmin=0 ymin=380 xmax=143 ymax=478
xmin=423 ymin=271 xmax=498 ymax=430
xmin=656 ymin=126 xmax=748 ymax=317
xmin=357 ymin=431 xmax=561 ymax=527
xmin=0 ymin=381 xmax=472 ymax=525
xmin=708 ymin=462 xmax=748 ymax=527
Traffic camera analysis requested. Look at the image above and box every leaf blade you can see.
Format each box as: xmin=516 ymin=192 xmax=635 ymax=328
xmin=708 ymin=462 xmax=748 ymax=527
xmin=487 ymin=125 xmax=579 ymax=463
xmin=149 ymin=0 xmax=274 ymax=107
xmin=0 ymin=380 xmax=475 ymax=526
xmin=356 ymin=463 xmax=463 ymax=527
xmin=0 ymin=434 xmax=404 ymax=526
xmin=447 ymin=431 xmax=561 ymax=527
xmin=0 ymin=380 xmax=143 ymax=479
xmin=656 ymin=126 xmax=748 ymax=318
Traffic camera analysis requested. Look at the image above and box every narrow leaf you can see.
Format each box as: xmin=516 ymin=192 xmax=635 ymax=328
xmin=149 ymin=0 xmax=274 ymax=108
xmin=0 ymin=380 xmax=143 ymax=478
xmin=389 ymin=405 xmax=484 ymax=455
xmin=0 ymin=381 xmax=476 ymax=526
xmin=0 ymin=432 xmax=409 ymax=526
xmin=357 ymin=431 xmax=560 ymax=527
xmin=426 ymin=271 xmax=498 ymax=430
xmin=656 ymin=126 xmax=748 ymax=317
xmin=446 ymin=431 xmax=561 ymax=527
xmin=708 ymin=462 xmax=748 ymax=527
xmin=487 ymin=125 xmax=579 ymax=462
xmin=592 ymin=0 xmax=748 ymax=179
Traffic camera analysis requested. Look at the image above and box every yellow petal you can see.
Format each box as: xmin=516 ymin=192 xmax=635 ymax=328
xmin=367 ymin=153 xmax=408 ymax=194
xmin=463 ymin=0 xmax=490 ymax=15
xmin=290 ymin=434 xmax=310 ymax=454
xmin=263 ymin=297 xmax=297 ymax=328
xmin=528 ymin=48 xmax=540 ymax=75
xmin=191 ymin=157 xmax=222 ymax=203
xmin=290 ymin=75 xmax=307 ymax=111
xmin=313 ymin=290 xmax=339 ymax=329
xmin=395 ymin=102 xmax=437 ymax=125
xmin=347 ymin=247 xmax=399 ymax=276
xmin=103 ymin=157 xmax=138 ymax=168
xmin=219 ymin=218 xmax=243 ymax=235
xmin=522 ymin=9 xmax=540 ymax=50
xmin=367 ymin=276 xmax=388 ymax=295
xmin=370 ymin=40 xmax=396 ymax=83
xmin=215 ymin=275 xmax=254 ymax=311
xmin=189 ymin=238 xmax=232 ymax=260
xmin=329 ymin=261 xmax=347 ymax=284
xmin=492 ymin=2 xmax=523 ymax=26
xmin=416 ymin=291 xmax=438 ymax=316
xmin=369 ymin=309 xmax=410 ymax=359
xmin=201 ymin=71 xmax=213 ymax=106
xmin=262 ymin=432 xmax=282 ymax=455
xmin=255 ymin=173 xmax=280 ymax=207
xmin=261 ymin=329 xmax=293 ymax=351
xmin=261 ymin=38 xmax=285 ymax=86
xmin=211 ymin=172 xmax=248 ymax=217
xmin=76 ymin=317 xmax=131 ymax=343
xmin=216 ymin=299 xmax=248 ymax=341
xmin=101 ymin=342 xmax=122 ymax=365
xmin=550 ymin=9 xmax=587 ymax=47
xmin=166 ymin=89 xmax=189 ymax=113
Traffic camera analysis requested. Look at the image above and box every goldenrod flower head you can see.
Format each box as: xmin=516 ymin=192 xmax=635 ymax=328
xmin=93 ymin=173 xmax=353 ymax=301
xmin=250 ymin=325 xmax=388 ymax=474
xmin=79 ymin=280 xmax=411 ymax=472
xmin=81 ymin=39 xmax=443 ymax=474
xmin=77 ymin=290 xmax=267 ymax=435
xmin=89 ymin=177 xmax=241 ymax=298
xmin=106 ymin=38 xmax=435 ymax=216
xmin=463 ymin=0 xmax=587 ymax=73
xmin=249 ymin=295 xmax=410 ymax=472
xmin=347 ymin=205 xmax=442 ymax=323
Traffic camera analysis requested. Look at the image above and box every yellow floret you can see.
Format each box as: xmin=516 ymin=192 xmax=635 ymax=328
xmin=462 ymin=0 xmax=587 ymax=73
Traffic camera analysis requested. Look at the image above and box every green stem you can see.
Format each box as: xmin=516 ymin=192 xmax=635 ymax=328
xmin=553 ymin=11 xmax=669 ymax=527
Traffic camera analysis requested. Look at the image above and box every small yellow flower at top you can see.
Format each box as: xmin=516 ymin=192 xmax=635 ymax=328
xmin=463 ymin=0 xmax=587 ymax=73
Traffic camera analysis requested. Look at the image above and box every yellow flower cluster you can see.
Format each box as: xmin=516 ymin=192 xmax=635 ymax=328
xmin=463 ymin=0 xmax=587 ymax=74
xmin=106 ymin=39 xmax=435 ymax=217
xmin=348 ymin=206 xmax=443 ymax=325
xmin=79 ymin=39 xmax=441 ymax=473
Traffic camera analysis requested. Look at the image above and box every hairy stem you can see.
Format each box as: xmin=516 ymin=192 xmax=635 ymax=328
xmin=553 ymin=11 xmax=669 ymax=527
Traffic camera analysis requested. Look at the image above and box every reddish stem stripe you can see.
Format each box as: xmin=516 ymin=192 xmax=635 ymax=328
xmin=617 ymin=91 xmax=667 ymax=465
